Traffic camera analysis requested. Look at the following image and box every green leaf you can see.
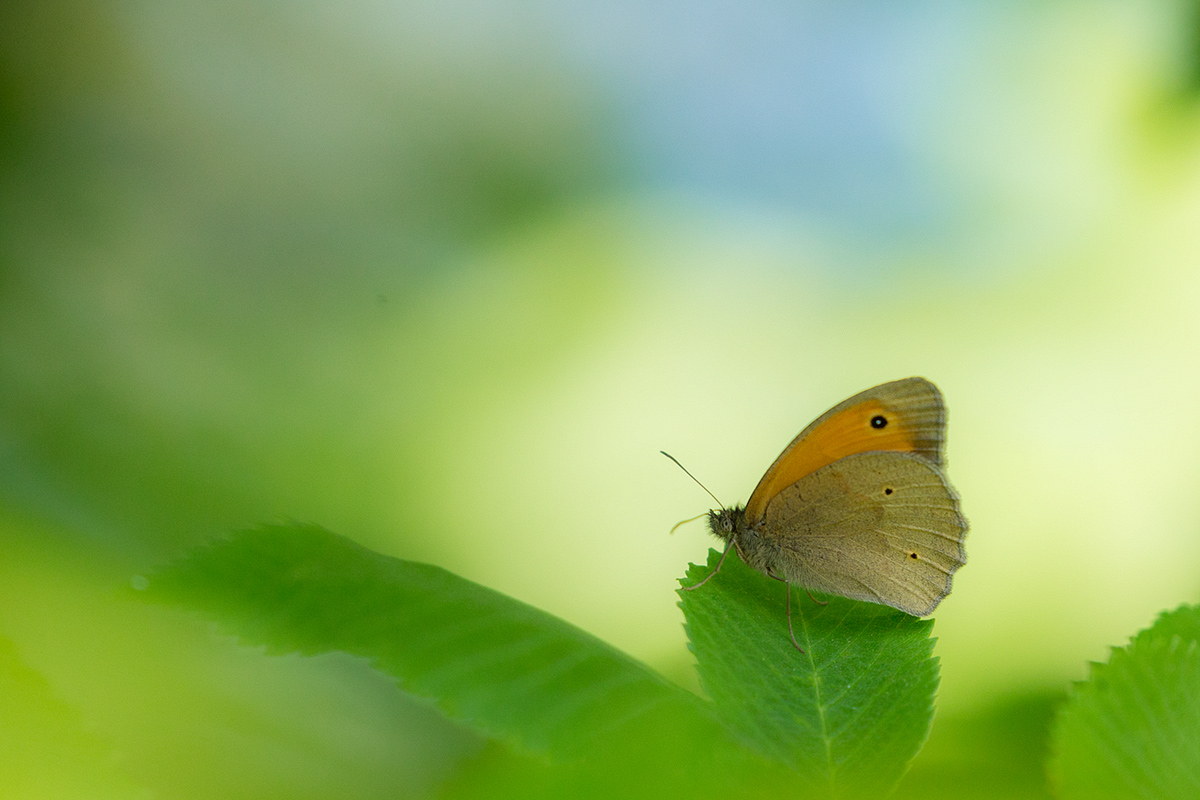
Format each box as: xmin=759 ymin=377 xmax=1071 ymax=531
xmin=133 ymin=523 xmax=721 ymax=763
xmin=132 ymin=522 xmax=791 ymax=800
xmin=679 ymin=547 xmax=940 ymax=799
xmin=894 ymin=689 xmax=1061 ymax=800
xmin=0 ymin=632 xmax=145 ymax=799
xmin=1049 ymin=603 xmax=1200 ymax=800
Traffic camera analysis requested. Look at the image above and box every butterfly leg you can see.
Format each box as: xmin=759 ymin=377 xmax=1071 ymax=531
xmin=805 ymin=589 xmax=829 ymax=606
xmin=764 ymin=568 xmax=806 ymax=652
xmin=681 ymin=540 xmax=733 ymax=591
xmin=784 ymin=582 xmax=805 ymax=653
xmin=765 ymin=566 xmax=829 ymax=609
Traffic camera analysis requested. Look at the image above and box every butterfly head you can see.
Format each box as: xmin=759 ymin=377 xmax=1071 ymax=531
xmin=707 ymin=503 xmax=779 ymax=577
xmin=707 ymin=505 xmax=745 ymax=543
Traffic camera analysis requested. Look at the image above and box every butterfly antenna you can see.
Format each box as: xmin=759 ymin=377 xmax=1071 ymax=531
xmin=669 ymin=512 xmax=707 ymax=535
xmin=660 ymin=451 xmax=723 ymax=508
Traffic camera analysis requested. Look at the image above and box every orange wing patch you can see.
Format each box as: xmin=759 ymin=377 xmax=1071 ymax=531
xmin=743 ymin=378 xmax=946 ymax=524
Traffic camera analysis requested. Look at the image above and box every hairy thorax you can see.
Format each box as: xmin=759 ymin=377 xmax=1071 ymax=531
xmin=707 ymin=505 xmax=780 ymax=575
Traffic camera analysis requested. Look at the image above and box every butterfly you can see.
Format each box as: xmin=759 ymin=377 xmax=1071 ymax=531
xmin=671 ymin=377 xmax=968 ymax=650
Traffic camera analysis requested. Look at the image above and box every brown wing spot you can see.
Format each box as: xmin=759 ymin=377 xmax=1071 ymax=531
xmin=909 ymin=552 xmax=919 ymax=559
xmin=883 ymin=487 xmax=894 ymax=495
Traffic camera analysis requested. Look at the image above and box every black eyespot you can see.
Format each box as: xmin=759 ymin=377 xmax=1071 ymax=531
xmin=883 ymin=487 xmax=894 ymax=496
xmin=910 ymin=552 xmax=918 ymax=559
xmin=871 ymin=415 xmax=888 ymax=429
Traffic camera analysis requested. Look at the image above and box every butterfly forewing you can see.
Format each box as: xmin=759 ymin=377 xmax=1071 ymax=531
xmin=743 ymin=377 xmax=946 ymax=524
xmin=760 ymin=451 xmax=967 ymax=616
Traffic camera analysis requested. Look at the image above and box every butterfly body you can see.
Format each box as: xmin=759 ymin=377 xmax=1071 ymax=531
xmin=701 ymin=378 xmax=967 ymax=617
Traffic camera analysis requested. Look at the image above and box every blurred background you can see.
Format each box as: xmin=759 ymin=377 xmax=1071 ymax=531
xmin=3 ymin=1 xmax=1200 ymax=797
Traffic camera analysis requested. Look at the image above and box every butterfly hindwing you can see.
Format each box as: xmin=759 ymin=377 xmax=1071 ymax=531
xmin=743 ymin=377 xmax=946 ymax=524
xmin=760 ymin=450 xmax=967 ymax=616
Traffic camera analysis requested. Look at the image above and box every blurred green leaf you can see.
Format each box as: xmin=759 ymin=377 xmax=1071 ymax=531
xmin=133 ymin=523 xmax=791 ymax=800
xmin=1049 ymin=602 xmax=1200 ymax=800
xmin=0 ymin=632 xmax=144 ymax=799
xmin=680 ymin=547 xmax=939 ymax=799
xmin=894 ymin=689 xmax=1060 ymax=800
xmin=1181 ymin=0 xmax=1200 ymax=97
xmin=134 ymin=523 xmax=718 ymax=761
